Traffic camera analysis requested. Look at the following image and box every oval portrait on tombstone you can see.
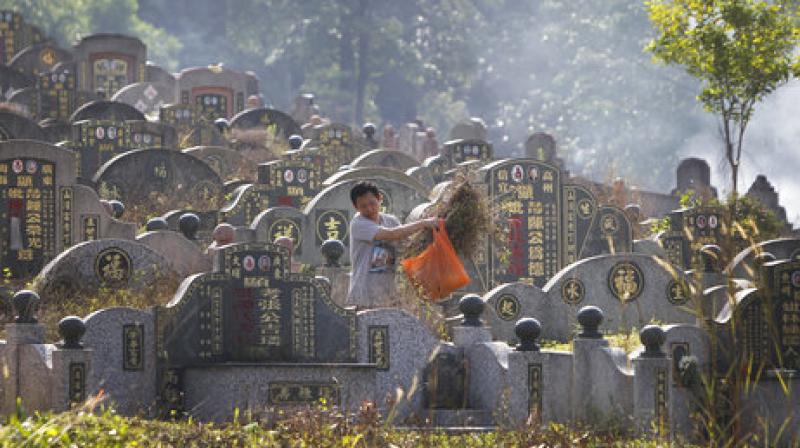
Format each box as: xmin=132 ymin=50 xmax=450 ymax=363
xmin=608 ymin=261 xmax=644 ymax=302
xmin=94 ymin=247 xmax=133 ymax=286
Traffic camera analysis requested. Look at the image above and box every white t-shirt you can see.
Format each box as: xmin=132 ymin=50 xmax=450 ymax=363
xmin=346 ymin=212 xmax=401 ymax=308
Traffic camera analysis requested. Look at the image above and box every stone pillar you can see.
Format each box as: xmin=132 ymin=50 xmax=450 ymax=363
xmin=51 ymin=316 xmax=93 ymax=412
xmin=633 ymin=325 xmax=671 ymax=438
xmin=2 ymin=291 xmax=48 ymax=414
xmin=452 ymin=295 xmax=491 ymax=347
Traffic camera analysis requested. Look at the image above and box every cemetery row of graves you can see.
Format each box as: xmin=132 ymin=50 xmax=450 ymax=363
xmin=0 ymin=10 xmax=799 ymax=445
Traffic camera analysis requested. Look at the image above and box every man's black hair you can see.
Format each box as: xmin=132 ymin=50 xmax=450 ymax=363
xmin=350 ymin=181 xmax=381 ymax=205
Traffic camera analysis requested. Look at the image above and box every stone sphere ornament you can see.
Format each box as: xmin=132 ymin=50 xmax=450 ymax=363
xmin=362 ymin=122 xmax=376 ymax=138
xmin=321 ymin=239 xmax=345 ymax=267
xmin=58 ymin=316 xmax=86 ymax=349
xmin=515 ymin=317 xmax=541 ymax=351
xmin=640 ymin=325 xmax=666 ymax=357
xmin=145 ymin=217 xmax=169 ymax=231
xmin=459 ymin=294 xmax=485 ymax=327
xmin=288 ymin=134 xmax=304 ymax=150
xmin=577 ymin=306 xmax=604 ymax=339
xmin=108 ymin=200 xmax=125 ymax=219
xmin=12 ymin=290 xmax=40 ymax=324
xmin=212 ymin=223 xmax=235 ymax=246
xmin=179 ymin=213 xmax=200 ymax=240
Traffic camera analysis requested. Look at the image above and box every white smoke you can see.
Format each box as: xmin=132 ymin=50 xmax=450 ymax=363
xmin=678 ymin=79 xmax=800 ymax=227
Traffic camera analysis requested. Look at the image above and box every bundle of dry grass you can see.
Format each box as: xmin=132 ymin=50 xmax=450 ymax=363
xmin=404 ymin=174 xmax=494 ymax=260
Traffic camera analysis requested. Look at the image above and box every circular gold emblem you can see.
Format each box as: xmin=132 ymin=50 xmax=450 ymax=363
xmin=269 ymin=218 xmax=302 ymax=247
xmin=601 ymin=214 xmax=619 ymax=235
xmin=608 ymin=261 xmax=644 ymax=301
xmin=95 ymin=247 xmax=132 ymax=286
xmin=495 ymin=294 xmax=520 ymax=321
xmin=562 ymin=278 xmax=585 ymax=305
xmin=666 ymin=279 xmax=690 ymax=305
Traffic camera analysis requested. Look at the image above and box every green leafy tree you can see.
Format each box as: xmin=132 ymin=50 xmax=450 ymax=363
xmin=646 ymin=0 xmax=800 ymax=196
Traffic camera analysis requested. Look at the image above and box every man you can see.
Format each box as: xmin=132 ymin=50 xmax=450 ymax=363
xmin=347 ymin=181 xmax=437 ymax=308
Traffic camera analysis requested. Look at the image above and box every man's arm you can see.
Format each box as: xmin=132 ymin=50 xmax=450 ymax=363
xmin=374 ymin=217 xmax=438 ymax=241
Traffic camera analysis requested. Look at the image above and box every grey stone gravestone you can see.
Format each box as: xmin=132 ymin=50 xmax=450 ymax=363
xmin=448 ymin=117 xmax=487 ymax=141
xmin=670 ymin=157 xmax=717 ymax=200
xmin=219 ymin=159 xmax=319 ymax=227
xmin=33 ymin=62 xmax=79 ymax=123
xmin=305 ymin=122 xmax=367 ymax=180
xmin=730 ymin=259 xmax=800 ymax=371
xmin=229 ymin=107 xmax=302 ymax=141
xmin=726 ymin=237 xmax=800 ymax=281
xmin=93 ymin=148 xmax=224 ymax=216
xmin=83 ymin=307 xmax=157 ymax=415
xmin=6 ymin=86 xmax=37 ymax=118
xmin=8 ymin=40 xmax=73 ymax=77
xmin=36 ymin=238 xmax=176 ymax=303
xmin=68 ymin=119 xmax=133 ymax=180
xmin=145 ymin=62 xmax=177 ymax=88
xmin=72 ymin=33 xmax=147 ymax=99
xmin=0 ymin=110 xmax=46 ymax=141
xmin=746 ymin=175 xmax=789 ymax=224
xmin=0 ymin=139 xmax=136 ymax=278
xmin=350 ymin=149 xmax=420 ymax=172
xmin=443 ymin=138 xmax=494 ymax=167
xmin=579 ymin=205 xmax=634 ymax=258
xmin=126 ymin=120 xmax=178 ymax=149
xmin=136 ymin=229 xmax=212 ymax=277
xmin=111 ymin=82 xmax=176 ymax=118
xmin=658 ymin=206 xmax=741 ymax=270
xmin=159 ymin=103 xmax=225 ymax=148
xmin=322 ymin=167 xmax=429 ymax=194
xmin=183 ymin=146 xmax=253 ymax=182
xmin=69 ymin=100 xmax=145 ymax=123
xmin=0 ymin=11 xmax=45 ymax=65
xmin=0 ymin=65 xmax=35 ymax=101
xmin=176 ymin=66 xmax=260 ymax=120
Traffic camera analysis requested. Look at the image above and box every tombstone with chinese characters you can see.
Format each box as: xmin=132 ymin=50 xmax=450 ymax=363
xmin=182 ymin=146 xmax=254 ymax=182
xmin=93 ymin=148 xmax=224 ymax=219
xmin=154 ymin=241 xmax=359 ymax=416
xmin=68 ymin=119 xmax=135 ymax=180
xmin=159 ymin=103 xmax=225 ymax=148
xmin=35 ymin=238 xmax=177 ymax=303
xmin=69 ymin=100 xmax=145 ymax=123
xmin=72 ymin=33 xmax=147 ymax=100
xmin=0 ymin=110 xmax=46 ymax=141
xmin=126 ymin=120 xmax=177 ymax=149
xmin=350 ymin=149 xmax=420 ymax=172
xmin=657 ymin=206 xmax=743 ymax=271
xmin=726 ymin=259 xmax=800 ymax=372
xmin=229 ymin=107 xmax=302 ymax=142
xmin=670 ymin=157 xmax=718 ymax=202
xmin=304 ymin=122 xmax=369 ymax=180
xmin=176 ymin=66 xmax=260 ymax=121
xmin=473 ymin=158 xmax=633 ymax=289
xmin=726 ymin=238 xmax=800 ymax=281
xmin=219 ymin=159 xmax=318 ymax=227
xmin=524 ymin=132 xmax=564 ymax=169
xmin=322 ymin=167 xmax=430 ymax=195
xmin=111 ymin=82 xmax=176 ymax=118
xmin=482 ymin=253 xmax=698 ymax=342
xmin=0 ymin=10 xmax=45 ymax=65
xmin=448 ymin=117 xmax=488 ymax=141
xmin=8 ymin=40 xmax=73 ymax=77
xmin=32 ymin=62 xmax=80 ymax=122
xmin=0 ymin=140 xmax=136 ymax=278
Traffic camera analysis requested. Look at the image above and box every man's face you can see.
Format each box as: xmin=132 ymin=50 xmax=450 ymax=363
xmin=354 ymin=192 xmax=381 ymax=221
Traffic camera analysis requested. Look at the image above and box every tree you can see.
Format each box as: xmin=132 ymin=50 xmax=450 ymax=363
xmin=646 ymin=0 xmax=800 ymax=196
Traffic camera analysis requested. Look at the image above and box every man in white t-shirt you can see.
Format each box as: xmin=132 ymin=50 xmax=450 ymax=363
xmin=347 ymin=181 xmax=437 ymax=308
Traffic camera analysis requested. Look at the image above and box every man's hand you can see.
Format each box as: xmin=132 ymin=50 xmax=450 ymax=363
xmin=418 ymin=217 xmax=439 ymax=230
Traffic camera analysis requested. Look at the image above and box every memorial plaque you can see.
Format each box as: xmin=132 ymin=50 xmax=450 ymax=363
xmin=482 ymin=159 xmax=562 ymax=288
xmin=528 ymin=363 xmax=542 ymax=423
xmin=123 ymin=323 xmax=145 ymax=371
xmin=267 ymin=382 xmax=340 ymax=405
xmin=160 ymin=103 xmax=223 ymax=148
xmin=195 ymin=91 xmax=230 ymax=121
xmin=579 ymin=206 xmax=633 ymax=258
xmin=655 ymin=368 xmax=668 ymax=433
xmin=312 ymin=123 xmax=356 ymax=179
xmin=562 ymin=185 xmax=598 ymax=264
xmin=69 ymin=362 xmax=86 ymax=404
xmin=82 ymin=215 xmax=99 ymax=241
xmin=369 ymin=326 xmax=390 ymax=370
xmin=0 ymin=158 xmax=57 ymax=277
xmin=660 ymin=206 xmax=724 ymax=269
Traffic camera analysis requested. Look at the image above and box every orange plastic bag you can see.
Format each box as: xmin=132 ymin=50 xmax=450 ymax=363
xmin=401 ymin=219 xmax=470 ymax=301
